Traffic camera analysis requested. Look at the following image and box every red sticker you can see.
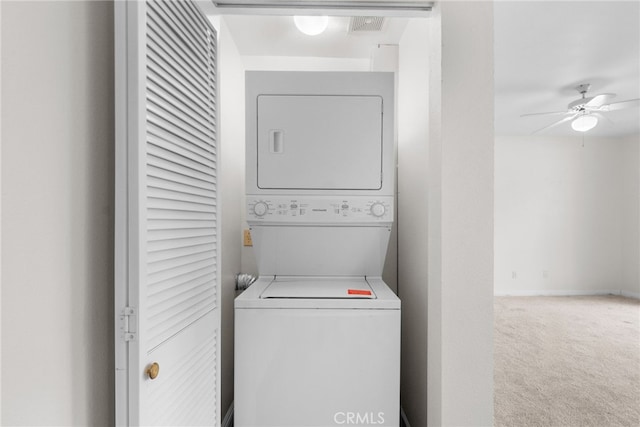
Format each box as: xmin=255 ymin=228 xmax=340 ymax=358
xmin=348 ymin=289 xmax=372 ymax=296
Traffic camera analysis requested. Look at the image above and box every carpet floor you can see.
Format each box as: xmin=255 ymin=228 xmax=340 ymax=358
xmin=494 ymin=295 xmax=640 ymax=427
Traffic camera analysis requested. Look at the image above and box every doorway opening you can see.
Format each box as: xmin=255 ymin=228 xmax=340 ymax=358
xmin=204 ymin=5 xmax=430 ymax=426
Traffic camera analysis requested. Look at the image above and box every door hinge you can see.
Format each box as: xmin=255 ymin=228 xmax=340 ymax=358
xmin=119 ymin=306 xmax=138 ymax=342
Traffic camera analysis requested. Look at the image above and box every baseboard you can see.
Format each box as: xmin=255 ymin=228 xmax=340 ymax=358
xmin=222 ymin=402 xmax=233 ymax=427
xmin=495 ymin=290 xmax=622 ymax=297
xmin=620 ymin=290 xmax=640 ymax=300
xmin=400 ymin=407 xmax=411 ymax=427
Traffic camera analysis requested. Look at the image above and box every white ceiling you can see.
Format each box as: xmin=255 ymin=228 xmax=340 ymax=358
xmin=495 ymin=1 xmax=640 ymax=137
xmin=219 ymin=1 xmax=640 ymax=138
xmin=222 ymin=14 xmax=409 ymax=58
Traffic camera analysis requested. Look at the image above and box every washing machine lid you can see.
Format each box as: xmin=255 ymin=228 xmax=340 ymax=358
xmin=260 ymin=277 xmax=376 ymax=299
xmin=235 ymin=276 xmax=400 ymax=309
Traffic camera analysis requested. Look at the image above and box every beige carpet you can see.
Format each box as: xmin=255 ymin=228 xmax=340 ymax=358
xmin=494 ymin=295 xmax=640 ymax=427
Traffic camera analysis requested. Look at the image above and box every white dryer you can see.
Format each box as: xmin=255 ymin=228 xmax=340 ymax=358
xmin=235 ymin=71 xmax=400 ymax=427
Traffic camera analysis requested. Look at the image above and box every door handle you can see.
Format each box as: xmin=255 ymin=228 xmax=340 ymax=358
xmin=146 ymin=362 xmax=160 ymax=380
xmin=269 ymin=129 xmax=284 ymax=153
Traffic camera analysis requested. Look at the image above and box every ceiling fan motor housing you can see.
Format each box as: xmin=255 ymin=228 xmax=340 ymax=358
xmin=568 ymin=97 xmax=592 ymax=111
xmin=576 ymin=83 xmax=591 ymax=95
xmin=568 ymin=83 xmax=592 ymax=111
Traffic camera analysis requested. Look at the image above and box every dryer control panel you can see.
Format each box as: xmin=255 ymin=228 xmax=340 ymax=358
xmin=246 ymin=195 xmax=393 ymax=224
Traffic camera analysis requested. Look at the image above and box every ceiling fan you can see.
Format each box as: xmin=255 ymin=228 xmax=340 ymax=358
xmin=521 ymin=84 xmax=640 ymax=133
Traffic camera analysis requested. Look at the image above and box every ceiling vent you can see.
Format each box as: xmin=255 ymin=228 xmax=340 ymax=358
xmin=349 ymin=16 xmax=385 ymax=32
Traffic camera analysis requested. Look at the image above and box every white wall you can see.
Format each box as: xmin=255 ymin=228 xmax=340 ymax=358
xmin=1 ymin=1 xmax=114 ymax=424
xmin=495 ymin=135 xmax=640 ymax=297
xmin=428 ymin=2 xmax=494 ymax=425
xmin=370 ymin=44 xmax=399 ymax=294
xmin=218 ymin=16 xmax=245 ymax=417
xmin=397 ymin=18 xmax=429 ymax=427
xmin=242 ymin=55 xmax=369 ymax=72
xmin=621 ymin=134 xmax=640 ymax=298
xmin=0 ymin=1 xmax=3 ymax=419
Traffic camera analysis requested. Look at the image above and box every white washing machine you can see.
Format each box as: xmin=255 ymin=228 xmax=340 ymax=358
xmin=235 ymin=71 xmax=400 ymax=427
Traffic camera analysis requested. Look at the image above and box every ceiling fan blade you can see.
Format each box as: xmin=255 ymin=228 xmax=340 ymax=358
xmin=585 ymin=93 xmax=616 ymax=107
xmin=602 ymin=98 xmax=640 ymax=111
xmin=532 ymin=114 xmax=578 ymax=134
xmin=520 ymin=111 xmax=568 ymax=118
xmin=593 ymin=112 xmax=614 ymax=125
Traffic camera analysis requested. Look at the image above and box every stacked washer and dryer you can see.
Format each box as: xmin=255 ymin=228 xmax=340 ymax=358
xmin=235 ymin=71 xmax=400 ymax=427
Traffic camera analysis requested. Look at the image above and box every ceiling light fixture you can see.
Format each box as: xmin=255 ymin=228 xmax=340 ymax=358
xmin=571 ymin=114 xmax=598 ymax=132
xmin=294 ymin=15 xmax=329 ymax=36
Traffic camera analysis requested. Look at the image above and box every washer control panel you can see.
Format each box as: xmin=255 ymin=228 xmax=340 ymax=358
xmin=247 ymin=196 xmax=393 ymax=223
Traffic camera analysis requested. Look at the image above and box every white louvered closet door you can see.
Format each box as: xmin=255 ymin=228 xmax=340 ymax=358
xmin=115 ymin=0 xmax=220 ymax=425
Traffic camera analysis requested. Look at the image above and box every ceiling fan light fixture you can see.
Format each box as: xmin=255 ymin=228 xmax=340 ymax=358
xmin=571 ymin=114 xmax=598 ymax=132
xmin=293 ymin=15 xmax=329 ymax=36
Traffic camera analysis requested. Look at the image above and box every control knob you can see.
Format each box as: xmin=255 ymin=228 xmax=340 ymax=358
xmin=253 ymin=202 xmax=268 ymax=217
xmin=370 ymin=202 xmax=386 ymax=217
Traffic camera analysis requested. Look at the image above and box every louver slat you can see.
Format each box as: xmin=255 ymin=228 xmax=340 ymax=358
xmin=147 ymin=92 xmax=214 ymax=140
xmin=147 ymin=175 xmax=215 ymax=199
xmin=147 ymin=263 xmax=216 ymax=299
xmin=148 ymin=235 xmax=216 ymax=253
xmin=148 ymin=239 xmax=214 ymax=258
xmin=148 ymin=115 xmax=215 ymax=156
xmin=145 ymin=0 xmax=217 ymax=358
xmin=148 ymin=227 xmax=216 ymax=242
xmin=147 ymin=332 xmax=217 ymax=426
xmin=147 ymin=65 xmax=214 ymax=120
xmin=147 ymin=140 xmax=216 ymax=175
xmin=147 ymin=90 xmax=214 ymax=139
xmin=141 ymin=1 xmax=218 ymax=422
xmin=147 ymin=28 xmax=210 ymax=96
xmin=148 ymin=243 xmax=216 ymax=267
xmin=148 ymin=281 xmax=215 ymax=320
xmin=177 ymin=0 xmax=209 ymax=35
xmin=147 ymin=112 xmax=215 ymax=154
xmin=151 ymin=0 xmax=209 ymax=59
xmin=148 ymin=184 xmax=217 ymax=207
xmin=147 ymin=153 xmax=216 ymax=185
xmin=146 ymin=48 xmax=208 ymax=105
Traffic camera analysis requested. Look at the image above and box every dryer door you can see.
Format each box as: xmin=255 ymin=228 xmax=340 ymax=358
xmin=256 ymin=95 xmax=383 ymax=190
